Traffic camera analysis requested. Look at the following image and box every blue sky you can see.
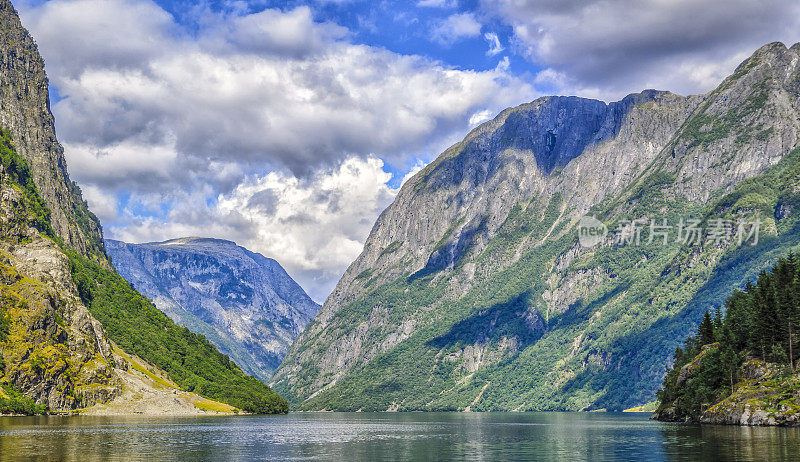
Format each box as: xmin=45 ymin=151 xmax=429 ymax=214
xmin=156 ymin=0 xmax=527 ymax=73
xmin=17 ymin=0 xmax=800 ymax=301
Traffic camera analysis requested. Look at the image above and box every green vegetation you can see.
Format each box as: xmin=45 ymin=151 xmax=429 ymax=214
xmin=656 ymin=254 xmax=800 ymax=420
xmin=354 ymin=268 xmax=373 ymax=280
xmin=0 ymin=386 xmax=47 ymax=415
xmin=0 ymin=128 xmax=55 ymax=238
xmin=682 ymin=81 xmax=769 ymax=150
xmin=623 ymin=400 xmax=659 ymax=413
xmin=67 ymin=249 xmax=288 ymax=414
xmin=432 ymin=216 xmax=466 ymax=251
xmin=68 ymin=179 xmax=106 ymax=258
xmin=192 ymin=397 xmax=237 ymax=414
xmin=379 ymin=241 xmax=403 ymax=257
xmin=0 ymin=301 xmax=8 ymax=343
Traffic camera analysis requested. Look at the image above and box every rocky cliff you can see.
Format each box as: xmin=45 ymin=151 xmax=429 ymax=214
xmin=105 ymin=238 xmax=320 ymax=380
xmin=0 ymin=0 xmax=119 ymax=411
xmin=0 ymin=0 xmax=103 ymax=258
xmin=273 ymin=42 xmax=800 ymax=411
xmin=656 ymin=353 xmax=800 ymax=427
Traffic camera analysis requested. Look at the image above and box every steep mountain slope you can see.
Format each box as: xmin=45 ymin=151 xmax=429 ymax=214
xmin=0 ymin=0 xmax=103 ymax=258
xmin=0 ymin=0 xmax=286 ymax=414
xmin=273 ymin=42 xmax=800 ymax=411
xmin=105 ymin=238 xmax=320 ymax=380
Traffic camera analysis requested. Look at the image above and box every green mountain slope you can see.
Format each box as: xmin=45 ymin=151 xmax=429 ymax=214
xmin=273 ymin=42 xmax=800 ymax=411
xmin=68 ymin=250 xmax=288 ymax=414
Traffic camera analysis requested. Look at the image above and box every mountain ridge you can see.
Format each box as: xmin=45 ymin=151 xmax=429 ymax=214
xmin=273 ymin=41 xmax=800 ymax=412
xmin=0 ymin=0 xmax=104 ymax=258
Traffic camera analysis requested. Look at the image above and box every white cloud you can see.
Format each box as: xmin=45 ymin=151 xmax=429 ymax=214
xmin=102 ymin=157 xmax=398 ymax=301
xmin=80 ymin=184 xmax=118 ymax=224
xmin=205 ymin=6 xmax=349 ymax=57
xmin=18 ymin=0 xmax=537 ymax=301
xmin=400 ymin=160 xmax=428 ymax=186
xmin=22 ymin=0 xmax=533 ymax=179
xmin=468 ymin=109 xmax=493 ymax=126
xmin=217 ymin=156 xmax=396 ymax=277
xmin=417 ymin=0 xmax=457 ymax=7
xmin=484 ymin=32 xmax=504 ymax=56
xmin=482 ymin=0 xmax=800 ymax=99
xmin=20 ymin=0 xmax=174 ymax=75
xmin=432 ymin=13 xmax=482 ymax=45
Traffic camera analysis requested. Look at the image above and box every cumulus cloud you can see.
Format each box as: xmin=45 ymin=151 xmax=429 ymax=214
xmin=468 ymin=109 xmax=493 ymax=126
xmin=482 ymin=0 xmax=800 ymax=99
xmin=21 ymin=0 xmax=174 ymax=75
xmin=204 ymin=6 xmax=349 ymax=57
xmin=23 ymin=0 xmax=532 ymax=179
xmin=432 ymin=13 xmax=482 ymax=45
xmin=18 ymin=0 xmax=536 ymax=300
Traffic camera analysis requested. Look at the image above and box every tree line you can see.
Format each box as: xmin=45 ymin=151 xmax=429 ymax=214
xmin=657 ymin=253 xmax=800 ymax=416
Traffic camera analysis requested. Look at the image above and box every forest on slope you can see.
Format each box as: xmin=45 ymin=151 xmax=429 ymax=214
xmin=655 ymin=254 xmax=800 ymax=425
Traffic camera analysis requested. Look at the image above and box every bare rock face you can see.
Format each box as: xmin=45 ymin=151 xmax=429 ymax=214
xmin=0 ymin=0 xmax=104 ymax=257
xmin=105 ymin=238 xmax=320 ymax=381
xmin=274 ymin=43 xmax=800 ymax=412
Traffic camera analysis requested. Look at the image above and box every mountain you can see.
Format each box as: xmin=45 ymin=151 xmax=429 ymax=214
xmin=0 ymin=1 xmax=103 ymax=259
xmin=0 ymin=0 xmax=285 ymax=414
xmin=105 ymin=238 xmax=320 ymax=381
xmin=272 ymin=42 xmax=800 ymax=412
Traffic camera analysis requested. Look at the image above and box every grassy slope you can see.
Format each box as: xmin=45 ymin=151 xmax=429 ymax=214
xmin=0 ymin=128 xmax=288 ymax=414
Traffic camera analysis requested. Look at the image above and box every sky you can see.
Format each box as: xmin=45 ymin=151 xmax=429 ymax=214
xmin=15 ymin=0 xmax=800 ymax=302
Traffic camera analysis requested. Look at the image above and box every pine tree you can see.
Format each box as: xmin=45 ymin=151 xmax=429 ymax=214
xmin=724 ymin=290 xmax=753 ymax=352
xmin=659 ymin=253 xmax=800 ymax=421
xmin=752 ymin=271 xmax=779 ymax=361
xmin=698 ymin=310 xmax=716 ymax=346
xmin=719 ymin=324 xmax=739 ymax=392
xmin=790 ymin=256 xmax=800 ymax=370
xmin=774 ymin=257 xmax=798 ymax=369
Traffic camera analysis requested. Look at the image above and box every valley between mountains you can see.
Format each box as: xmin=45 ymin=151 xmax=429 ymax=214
xmin=2 ymin=0 xmax=800 ymax=424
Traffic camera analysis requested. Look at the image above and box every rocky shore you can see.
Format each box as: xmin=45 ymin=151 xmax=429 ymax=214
xmin=653 ymin=358 xmax=800 ymax=427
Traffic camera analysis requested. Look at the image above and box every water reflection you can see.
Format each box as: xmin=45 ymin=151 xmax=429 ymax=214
xmin=0 ymin=412 xmax=798 ymax=461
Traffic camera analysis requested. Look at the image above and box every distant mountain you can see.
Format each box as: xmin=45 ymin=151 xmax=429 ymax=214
xmin=106 ymin=238 xmax=320 ymax=380
xmin=272 ymin=42 xmax=800 ymax=412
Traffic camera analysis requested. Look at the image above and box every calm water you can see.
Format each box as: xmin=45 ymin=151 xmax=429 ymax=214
xmin=1 ymin=412 xmax=799 ymax=461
